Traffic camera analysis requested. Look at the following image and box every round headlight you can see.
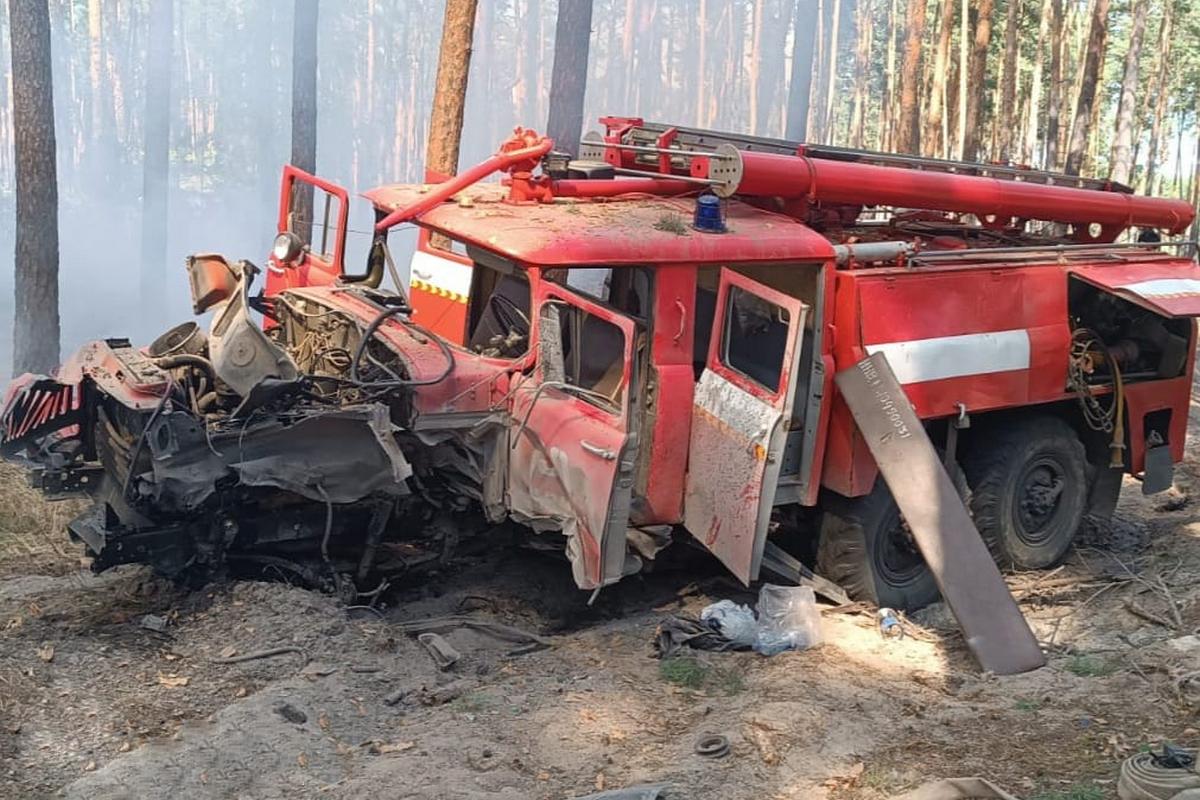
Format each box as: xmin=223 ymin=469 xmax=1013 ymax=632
xmin=272 ymin=231 xmax=304 ymax=265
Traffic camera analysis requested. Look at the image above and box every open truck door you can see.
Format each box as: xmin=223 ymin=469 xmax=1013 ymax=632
xmin=685 ymin=268 xmax=808 ymax=584
xmin=508 ymin=281 xmax=639 ymax=591
xmin=265 ymin=165 xmax=350 ymax=296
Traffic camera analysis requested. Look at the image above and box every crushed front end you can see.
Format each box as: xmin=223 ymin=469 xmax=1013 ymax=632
xmin=1 ymin=255 xmax=503 ymax=594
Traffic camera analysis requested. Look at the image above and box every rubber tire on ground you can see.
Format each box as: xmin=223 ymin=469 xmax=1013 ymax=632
xmin=816 ymin=480 xmax=941 ymax=611
xmin=962 ymin=415 xmax=1088 ymax=570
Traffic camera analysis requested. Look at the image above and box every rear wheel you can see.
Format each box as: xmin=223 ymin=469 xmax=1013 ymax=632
xmin=963 ymin=416 xmax=1088 ymax=570
xmin=816 ymin=480 xmax=941 ymax=611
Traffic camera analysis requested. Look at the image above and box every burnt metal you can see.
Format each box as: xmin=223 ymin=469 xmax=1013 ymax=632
xmin=694 ymin=734 xmax=731 ymax=759
xmin=834 ymin=353 xmax=1045 ymax=675
xmin=1142 ymin=443 xmax=1174 ymax=495
xmin=760 ymin=541 xmax=851 ymax=606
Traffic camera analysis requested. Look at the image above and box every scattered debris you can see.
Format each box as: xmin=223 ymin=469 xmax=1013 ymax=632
xmin=570 ymin=784 xmax=672 ymax=800
xmin=211 ymin=645 xmax=309 ymax=667
xmin=753 ymin=584 xmax=822 ymax=655
xmin=273 ymin=703 xmax=307 ymax=724
xmin=693 ymin=733 xmax=731 ymax=759
xmin=654 ymin=615 xmax=747 ymax=658
xmin=417 ymin=632 xmax=461 ymax=670
xmin=140 ymin=614 xmax=169 ymax=633
xmin=36 ymin=643 xmax=54 ymax=662
xmin=699 ymin=600 xmax=757 ymax=647
xmin=391 ymin=615 xmax=552 ymax=654
xmin=1117 ymin=746 xmax=1199 ymax=799
xmin=156 ymin=673 xmax=189 ymax=688
xmin=894 ymin=777 xmax=1021 ymax=799
xmin=363 ymin=740 xmax=415 ymax=755
xmin=878 ymin=607 xmax=904 ymax=638
xmin=743 ymin=719 xmax=780 ymax=765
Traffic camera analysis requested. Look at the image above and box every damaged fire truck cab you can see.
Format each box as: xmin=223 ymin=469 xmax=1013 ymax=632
xmin=4 ymin=118 xmax=1198 ymax=611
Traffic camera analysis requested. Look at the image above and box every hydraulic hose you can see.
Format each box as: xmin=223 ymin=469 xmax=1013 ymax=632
xmin=349 ymin=305 xmax=455 ymax=387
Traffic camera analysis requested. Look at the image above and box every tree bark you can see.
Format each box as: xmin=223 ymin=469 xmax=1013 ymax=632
xmin=140 ymin=0 xmax=173 ymax=316
xmin=955 ymin=0 xmax=968 ymax=157
xmin=997 ymin=0 xmax=1020 ymax=161
xmin=9 ymin=0 xmax=60 ymax=374
xmin=1107 ymin=0 xmax=1147 ymax=186
xmin=749 ymin=0 xmax=764 ymax=134
xmin=924 ymin=0 xmax=954 ymax=157
xmin=1044 ymin=0 xmax=1064 ymax=169
xmin=290 ymin=0 xmax=318 ymax=243
xmin=961 ymin=0 xmax=993 ymax=160
xmin=881 ymin=0 xmax=899 ymax=149
xmin=785 ymin=0 xmax=818 ymax=140
xmin=546 ymin=0 xmax=593 ymax=157
xmin=1023 ymin=0 xmax=1051 ymax=165
xmin=822 ymin=0 xmax=841 ymax=142
xmin=849 ymin=0 xmax=872 ymax=148
xmin=896 ymin=0 xmax=927 ymax=154
xmin=427 ymin=0 xmax=478 ymax=178
xmin=1144 ymin=2 xmax=1174 ymax=196
xmin=1063 ymin=0 xmax=1109 ymax=176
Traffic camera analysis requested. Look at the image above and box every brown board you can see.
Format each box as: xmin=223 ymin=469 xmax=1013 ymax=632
xmin=834 ymin=353 xmax=1045 ymax=675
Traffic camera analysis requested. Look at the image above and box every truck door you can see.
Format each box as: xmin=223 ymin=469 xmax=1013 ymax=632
xmin=265 ymin=165 xmax=349 ymax=296
xmin=508 ymin=281 xmax=639 ymax=591
xmin=684 ymin=268 xmax=808 ymax=584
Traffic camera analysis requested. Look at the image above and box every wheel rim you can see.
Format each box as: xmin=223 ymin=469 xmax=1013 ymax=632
xmin=1014 ymin=455 xmax=1068 ymax=545
xmin=874 ymin=508 xmax=926 ymax=587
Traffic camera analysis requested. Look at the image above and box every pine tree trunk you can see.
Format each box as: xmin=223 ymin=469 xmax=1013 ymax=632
xmin=1023 ymin=0 xmax=1051 ymax=165
xmin=924 ymin=0 xmax=954 ymax=157
xmin=9 ymin=0 xmax=60 ymax=374
xmin=1044 ymin=0 xmax=1064 ymax=169
xmin=140 ymin=0 xmax=172 ymax=317
xmin=1063 ymin=0 xmax=1108 ymax=176
xmin=822 ymin=0 xmax=841 ymax=142
xmin=896 ymin=0 xmax=927 ymax=154
xmin=849 ymin=0 xmax=871 ymax=148
xmin=1144 ymin=2 xmax=1174 ymax=196
xmin=290 ymin=0 xmax=318 ymax=242
xmin=785 ymin=0 xmax=817 ymax=140
xmin=749 ymin=0 xmax=764 ymax=134
xmin=997 ymin=0 xmax=1020 ymax=161
xmin=697 ymin=0 xmax=707 ymax=127
xmin=427 ymin=0 xmax=478 ymax=178
xmin=955 ymin=0 xmax=968 ymax=157
xmin=961 ymin=0 xmax=994 ymax=160
xmin=1107 ymin=0 xmax=1147 ymax=186
xmin=546 ymin=0 xmax=593 ymax=157
xmin=882 ymin=0 xmax=899 ymax=149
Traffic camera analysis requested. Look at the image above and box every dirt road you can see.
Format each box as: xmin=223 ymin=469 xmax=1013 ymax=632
xmin=1 ymin=464 xmax=1198 ymax=799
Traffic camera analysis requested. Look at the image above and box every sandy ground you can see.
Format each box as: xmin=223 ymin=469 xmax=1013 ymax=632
xmin=0 ymin=465 xmax=1198 ymax=799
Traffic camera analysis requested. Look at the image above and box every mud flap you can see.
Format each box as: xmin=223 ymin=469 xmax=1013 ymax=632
xmin=835 ymin=353 xmax=1045 ymax=675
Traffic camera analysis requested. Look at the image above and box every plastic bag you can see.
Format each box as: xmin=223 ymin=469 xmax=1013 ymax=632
xmin=753 ymin=584 xmax=823 ymax=655
xmin=699 ymin=599 xmax=758 ymax=647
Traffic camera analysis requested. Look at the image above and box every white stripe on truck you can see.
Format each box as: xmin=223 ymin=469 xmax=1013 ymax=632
xmin=1119 ymin=278 xmax=1200 ymax=298
xmin=409 ymin=250 xmax=472 ymax=297
xmin=865 ymin=329 xmax=1031 ymax=385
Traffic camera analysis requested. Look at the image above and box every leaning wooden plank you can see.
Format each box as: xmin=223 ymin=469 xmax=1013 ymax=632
xmin=834 ymin=353 xmax=1045 ymax=675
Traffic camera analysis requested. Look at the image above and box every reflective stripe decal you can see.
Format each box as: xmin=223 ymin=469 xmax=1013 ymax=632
xmin=865 ymin=329 xmax=1031 ymax=385
xmin=409 ymin=250 xmax=471 ymax=302
xmin=1119 ymin=278 xmax=1200 ymax=298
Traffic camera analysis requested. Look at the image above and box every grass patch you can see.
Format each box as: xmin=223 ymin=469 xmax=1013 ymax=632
xmin=658 ymin=655 xmax=746 ymax=695
xmin=449 ymin=691 xmax=495 ymax=714
xmin=1030 ymin=785 xmax=1105 ymax=800
xmin=1014 ymin=698 xmax=1041 ymax=712
xmin=1064 ymin=654 xmax=1116 ymax=678
xmin=659 ymin=655 xmax=708 ymax=689
xmin=652 ymin=213 xmax=689 ymax=235
xmin=0 ymin=462 xmax=82 ymax=577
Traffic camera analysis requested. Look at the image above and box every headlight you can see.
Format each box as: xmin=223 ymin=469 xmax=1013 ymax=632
xmin=272 ymin=231 xmax=304 ymax=265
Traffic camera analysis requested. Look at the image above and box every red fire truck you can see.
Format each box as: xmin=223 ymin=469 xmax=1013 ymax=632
xmin=3 ymin=118 xmax=1197 ymax=610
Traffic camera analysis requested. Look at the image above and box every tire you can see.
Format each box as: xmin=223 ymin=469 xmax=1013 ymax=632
xmin=816 ymin=480 xmax=941 ymax=611
xmin=963 ymin=415 xmax=1088 ymax=570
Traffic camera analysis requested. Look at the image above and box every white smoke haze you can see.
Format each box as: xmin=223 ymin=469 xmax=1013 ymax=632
xmin=0 ymin=0 xmax=1197 ymax=378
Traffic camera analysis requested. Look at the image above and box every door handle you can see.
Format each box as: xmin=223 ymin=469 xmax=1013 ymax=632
xmin=580 ymin=440 xmax=616 ymax=460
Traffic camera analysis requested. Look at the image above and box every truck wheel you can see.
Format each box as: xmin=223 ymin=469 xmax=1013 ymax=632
xmin=817 ymin=481 xmax=940 ymax=611
xmin=963 ymin=416 xmax=1088 ymax=570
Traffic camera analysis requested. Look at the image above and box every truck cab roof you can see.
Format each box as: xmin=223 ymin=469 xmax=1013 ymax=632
xmin=363 ymin=182 xmax=837 ymax=267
